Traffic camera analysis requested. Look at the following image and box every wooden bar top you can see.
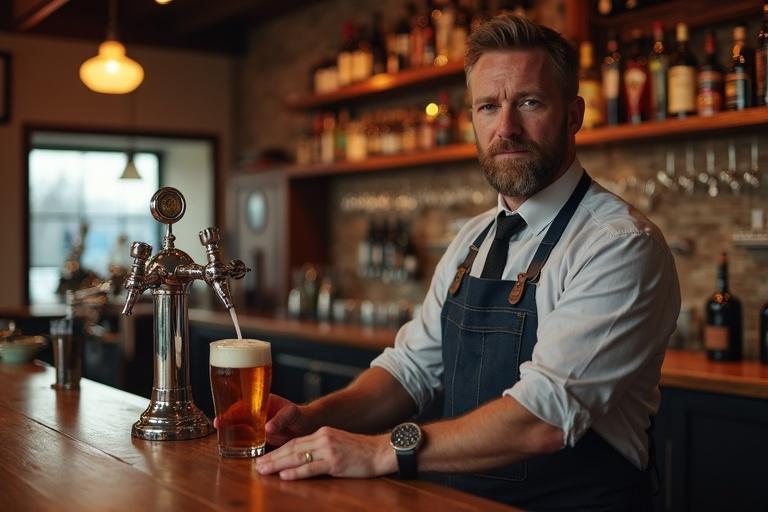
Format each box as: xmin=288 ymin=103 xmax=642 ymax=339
xmin=661 ymin=349 xmax=768 ymax=399
xmin=0 ymin=363 xmax=518 ymax=512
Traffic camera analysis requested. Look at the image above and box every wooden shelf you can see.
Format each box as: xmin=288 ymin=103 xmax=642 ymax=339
xmin=284 ymin=60 xmax=465 ymax=110
xmin=279 ymin=108 xmax=768 ymax=178
xmin=591 ymin=0 xmax=760 ymax=33
xmin=576 ymin=108 xmax=768 ymax=146
xmin=284 ymin=143 xmax=477 ymax=178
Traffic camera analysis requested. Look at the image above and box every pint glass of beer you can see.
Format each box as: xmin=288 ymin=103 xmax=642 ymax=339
xmin=209 ymin=339 xmax=272 ymax=457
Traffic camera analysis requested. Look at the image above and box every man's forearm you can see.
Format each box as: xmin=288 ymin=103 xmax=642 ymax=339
xmin=303 ymin=367 xmax=418 ymax=434
xmin=417 ymin=396 xmax=565 ymax=473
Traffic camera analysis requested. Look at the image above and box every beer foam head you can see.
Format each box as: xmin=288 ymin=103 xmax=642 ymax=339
xmin=209 ymin=339 xmax=271 ymax=368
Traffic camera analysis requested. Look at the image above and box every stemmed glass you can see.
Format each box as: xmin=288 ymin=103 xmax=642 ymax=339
xmin=742 ymin=136 xmax=761 ymax=190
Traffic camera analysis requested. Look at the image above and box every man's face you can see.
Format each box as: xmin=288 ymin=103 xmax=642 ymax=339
xmin=469 ymin=49 xmax=582 ymax=199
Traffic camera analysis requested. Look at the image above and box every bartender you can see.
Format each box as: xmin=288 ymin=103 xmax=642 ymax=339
xmin=252 ymin=15 xmax=680 ymax=511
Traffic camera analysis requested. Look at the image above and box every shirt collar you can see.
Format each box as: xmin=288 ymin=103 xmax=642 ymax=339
xmin=495 ymin=158 xmax=585 ymax=236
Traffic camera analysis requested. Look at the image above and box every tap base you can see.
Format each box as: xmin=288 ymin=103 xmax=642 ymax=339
xmin=131 ymin=397 xmax=213 ymax=441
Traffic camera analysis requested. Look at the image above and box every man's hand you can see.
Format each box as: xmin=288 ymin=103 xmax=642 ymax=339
xmin=213 ymin=394 xmax=315 ymax=447
xmin=255 ymin=426 xmax=396 ymax=480
xmin=264 ymin=394 xmax=316 ymax=446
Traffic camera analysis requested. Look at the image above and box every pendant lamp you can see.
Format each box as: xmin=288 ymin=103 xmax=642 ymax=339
xmin=120 ymin=152 xmax=141 ymax=180
xmin=79 ymin=0 xmax=144 ymax=94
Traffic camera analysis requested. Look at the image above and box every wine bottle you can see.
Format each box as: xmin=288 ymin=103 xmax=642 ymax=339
xmin=697 ymin=30 xmax=724 ymax=116
xmin=337 ymin=22 xmax=357 ymax=87
xmin=704 ymin=252 xmax=743 ymax=362
xmin=579 ymin=41 xmax=604 ymax=128
xmin=760 ymin=302 xmax=768 ymax=364
xmin=725 ymin=24 xmax=754 ymax=110
xmin=624 ymin=29 xmax=651 ymax=124
xmin=602 ymin=31 xmax=623 ymax=125
xmin=369 ymin=12 xmax=387 ymax=76
xmin=668 ymin=23 xmax=698 ymax=118
xmin=648 ymin=21 xmax=668 ymax=120
xmin=757 ymin=2 xmax=768 ymax=106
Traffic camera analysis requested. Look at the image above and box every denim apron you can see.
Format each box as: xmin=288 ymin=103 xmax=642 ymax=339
xmin=440 ymin=173 xmax=651 ymax=511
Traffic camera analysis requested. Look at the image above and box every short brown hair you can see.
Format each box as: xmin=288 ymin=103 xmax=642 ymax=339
xmin=465 ymin=15 xmax=578 ymax=101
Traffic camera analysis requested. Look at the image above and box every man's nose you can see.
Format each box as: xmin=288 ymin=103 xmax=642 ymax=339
xmin=496 ymin=106 xmax=523 ymax=139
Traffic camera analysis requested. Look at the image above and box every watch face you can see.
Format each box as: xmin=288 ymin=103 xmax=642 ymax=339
xmin=391 ymin=422 xmax=421 ymax=451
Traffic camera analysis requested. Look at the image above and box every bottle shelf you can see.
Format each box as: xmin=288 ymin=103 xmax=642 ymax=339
xmin=280 ymin=108 xmax=768 ymax=179
xmin=591 ymin=0 xmax=759 ymax=34
xmin=284 ymin=143 xmax=477 ymax=178
xmin=577 ymin=108 xmax=768 ymax=146
xmin=284 ymin=60 xmax=465 ymax=110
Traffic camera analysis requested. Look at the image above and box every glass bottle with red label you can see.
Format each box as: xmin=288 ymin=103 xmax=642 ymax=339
xmin=623 ymin=29 xmax=651 ymax=124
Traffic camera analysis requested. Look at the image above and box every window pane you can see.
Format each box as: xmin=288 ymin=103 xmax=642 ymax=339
xmin=28 ymin=147 xmax=161 ymax=305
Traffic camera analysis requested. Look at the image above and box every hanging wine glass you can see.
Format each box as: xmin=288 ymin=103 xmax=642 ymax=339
xmin=678 ymin=144 xmax=695 ymax=194
xmin=706 ymin=143 xmax=719 ymax=198
xmin=656 ymin=148 xmax=677 ymax=191
xmin=742 ymin=136 xmax=761 ymax=190
xmin=719 ymin=139 xmax=741 ymax=193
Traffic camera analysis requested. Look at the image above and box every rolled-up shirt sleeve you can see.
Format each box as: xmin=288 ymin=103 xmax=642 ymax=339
xmin=505 ymin=229 xmax=680 ymax=447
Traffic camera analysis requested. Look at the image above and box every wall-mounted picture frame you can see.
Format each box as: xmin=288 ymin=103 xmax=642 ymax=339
xmin=0 ymin=51 xmax=10 ymax=124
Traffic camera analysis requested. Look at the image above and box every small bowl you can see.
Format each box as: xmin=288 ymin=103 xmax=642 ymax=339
xmin=0 ymin=336 xmax=47 ymax=364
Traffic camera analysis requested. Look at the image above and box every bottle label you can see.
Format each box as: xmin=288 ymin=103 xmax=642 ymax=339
xmin=625 ymin=67 xmax=648 ymax=121
xmin=704 ymin=325 xmax=729 ymax=350
xmin=668 ymin=66 xmax=696 ymax=114
xmin=603 ymin=67 xmax=620 ymax=99
xmin=338 ymin=52 xmax=353 ymax=86
xmin=579 ymin=79 xmax=604 ymax=128
xmin=726 ymin=71 xmax=752 ymax=109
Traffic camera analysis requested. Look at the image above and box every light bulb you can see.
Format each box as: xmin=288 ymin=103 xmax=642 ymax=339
xmin=80 ymin=40 xmax=144 ymax=94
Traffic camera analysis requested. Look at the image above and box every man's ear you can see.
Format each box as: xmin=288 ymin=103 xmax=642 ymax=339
xmin=568 ymin=96 xmax=585 ymax=136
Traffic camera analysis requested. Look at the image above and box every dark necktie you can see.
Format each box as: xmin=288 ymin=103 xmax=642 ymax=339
xmin=480 ymin=213 xmax=526 ymax=279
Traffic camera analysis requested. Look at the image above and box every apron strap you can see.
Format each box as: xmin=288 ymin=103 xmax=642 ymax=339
xmin=449 ymin=221 xmax=494 ymax=296
xmin=509 ymin=171 xmax=592 ymax=304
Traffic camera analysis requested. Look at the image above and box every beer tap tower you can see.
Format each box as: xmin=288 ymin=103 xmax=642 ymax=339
xmin=122 ymin=187 xmax=249 ymax=441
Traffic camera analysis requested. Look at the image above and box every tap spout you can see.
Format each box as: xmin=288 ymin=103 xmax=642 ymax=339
xmin=122 ymin=242 xmax=153 ymax=316
xmin=198 ymin=227 xmax=251 ymax=310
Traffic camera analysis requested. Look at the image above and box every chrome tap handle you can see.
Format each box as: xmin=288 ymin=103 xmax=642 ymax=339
xmin=122 ymin=242 xmax=152 ymax=316
xmin=198 ymin=227 xmax=250 ymax=309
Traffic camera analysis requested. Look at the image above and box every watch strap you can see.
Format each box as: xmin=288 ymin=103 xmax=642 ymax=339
xmin=396 ymin=449 xmax=417 ymax=479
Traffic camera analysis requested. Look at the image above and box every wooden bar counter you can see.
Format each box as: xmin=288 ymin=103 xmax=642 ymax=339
xmin=0 ymin=362 xmax=518 ymax=512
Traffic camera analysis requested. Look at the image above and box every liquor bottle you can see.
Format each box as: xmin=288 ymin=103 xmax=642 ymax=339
xmin=760 ymin=302 xmax=768 ymax=364
xmin=757 ymin=2 xmax=768 ymax=106
xmin=320 ymin=112 xmax=336 ymax=164
xmin=351 ymin=22 xmax=373 ymax=83
xmin=578 ymin=41 xmax=604 ymax=129
xmin=369 ymin=12 xmax=387 ymax=76
xmin=668 ymin=22 xmax=698 ymax=118
xmin=434 ymin=90 xmax=454 ymax=146
xmin=456 ymin=88 xmax=475 ymax=143
xmin=391 ymin=5 xmax=413 ymax=73
xmin=422 ymin=0 xmax=437 ymax=65
xmin=433 ymin=0 xmax=455 ymax=66
xmin=335 ymin=109 xmax=350 ymax=161
xmin=602 ymin=31 xmax=623 ymax=125
xmin=358 ymin=219 xmax=373 ymax=277
xmin=337 ymin=22 xmax=357 ymax=87
xmin=725 ymin=24 xmax=754 ymax=110
xmin=369 ymin=218 xmax=385 ymax=279
xmin=623 ymin=29 xmax=651 ymax=124
xmin=449 ymin=0 xmax=469 ymax=62
xmin=648 ymin=21 xmax=668 ymax=120
xmin=697 ymin=31 xmax=724 ymax=116
xmin=704 ymin=252 xmax=743 ymax=362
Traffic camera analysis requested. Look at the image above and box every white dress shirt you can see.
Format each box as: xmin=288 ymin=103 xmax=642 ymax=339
xmin=371 ymin=159 xmax=681 ymax=469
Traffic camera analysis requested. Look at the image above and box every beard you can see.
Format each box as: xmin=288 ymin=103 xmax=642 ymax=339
xmin=477 ymin=119 xmax=568 ymax=198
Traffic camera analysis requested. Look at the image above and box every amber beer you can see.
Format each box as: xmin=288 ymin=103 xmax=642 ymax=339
xmin=209 ymin=339 xmax=272 ymax=457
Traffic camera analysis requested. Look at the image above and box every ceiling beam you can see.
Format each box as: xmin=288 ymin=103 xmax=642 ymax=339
xmin=14 ymin=0 xmax=70 ymax=31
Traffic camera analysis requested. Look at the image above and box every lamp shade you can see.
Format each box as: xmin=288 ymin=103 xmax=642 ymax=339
xmin=120 ymin=153 xmax=142 ymax=179
xmin=79 ymin=40 xmax=144 ymax=94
